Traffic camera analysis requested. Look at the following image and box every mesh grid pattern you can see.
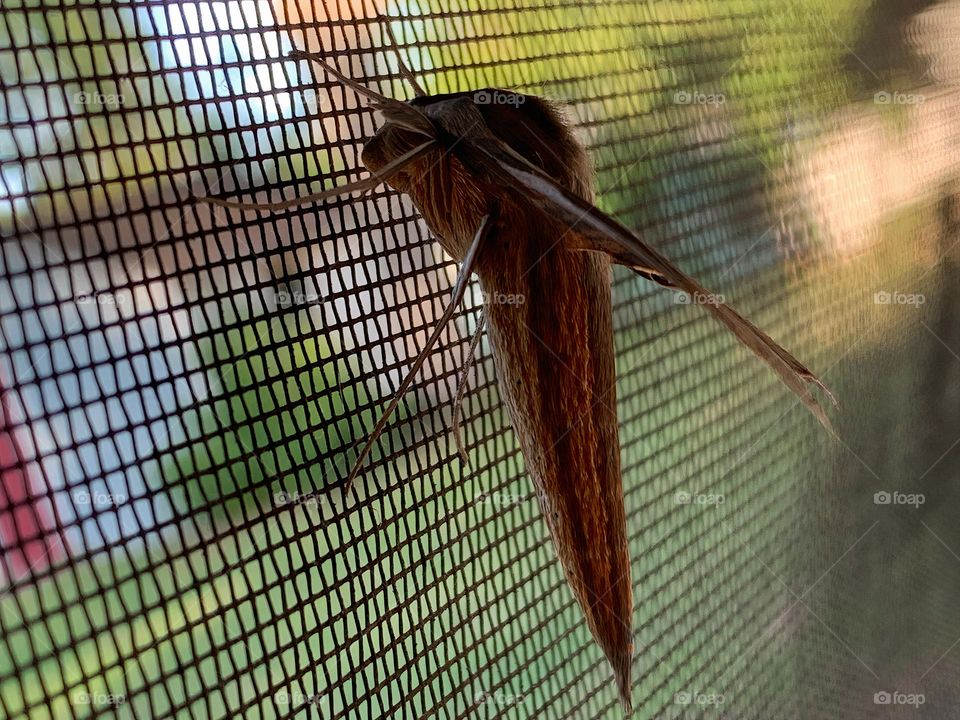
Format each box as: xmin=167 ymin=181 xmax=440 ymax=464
xmin=2 ymin=1 xmax=960 ymax=718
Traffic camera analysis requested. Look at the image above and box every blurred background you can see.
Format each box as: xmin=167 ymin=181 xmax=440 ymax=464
xmin=1 ymin=0 xmax=959 ymax=717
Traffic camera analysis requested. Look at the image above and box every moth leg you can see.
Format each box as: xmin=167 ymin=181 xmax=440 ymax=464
xmin=200 ymin=174 xmax=383 ymax=213
xmin=196 ymin=140 xmax=436 ymax=212
xmin=452 ymin=313 xmax=486 ymax=466
xmin=344 ymin=211 xmax=496 ymax=496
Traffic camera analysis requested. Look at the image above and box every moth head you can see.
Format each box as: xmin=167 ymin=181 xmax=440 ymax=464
xmin=361 ymin=89 xmax=593 ymax=200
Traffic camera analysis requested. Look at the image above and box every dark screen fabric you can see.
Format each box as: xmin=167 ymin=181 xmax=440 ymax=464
xmin=1 ymin=1 xmax=959 ymax=718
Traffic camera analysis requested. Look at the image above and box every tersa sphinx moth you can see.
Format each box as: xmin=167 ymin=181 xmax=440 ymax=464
xmin=201 ymin=29 xmax=835 ymax=713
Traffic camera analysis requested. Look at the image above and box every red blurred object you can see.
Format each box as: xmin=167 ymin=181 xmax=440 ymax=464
xmin=0 ymin=379 xmax=60 ymax=579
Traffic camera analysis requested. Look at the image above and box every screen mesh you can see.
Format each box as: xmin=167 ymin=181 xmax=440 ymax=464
xmin=2 ymin=0 xmax=960 ymax=718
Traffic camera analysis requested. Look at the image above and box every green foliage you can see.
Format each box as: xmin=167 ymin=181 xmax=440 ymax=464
xmin=164 ymin=313 xmax=375 ymax=525
xmin=402 ymin=0 xmax=869 ymax=188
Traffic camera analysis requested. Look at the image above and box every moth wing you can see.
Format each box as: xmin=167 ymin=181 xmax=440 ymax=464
xmin=462 ymin=138 xmax=836 ymax=431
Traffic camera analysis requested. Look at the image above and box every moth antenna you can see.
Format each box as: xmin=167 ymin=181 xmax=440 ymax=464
xmin=453 ymin=313 xmax=486 ymax=466
xmin=288 ymin=47 xmax=436 ymax=137
xmin=288 ymin=48 xmax=392 ymax=105
xmin=344 ymin=211 xmax=496 ymax=496
xmin=376 ymin=15 xmax=428 ymax=97
xmin=196 ymin=140 xmax=436 ymax=212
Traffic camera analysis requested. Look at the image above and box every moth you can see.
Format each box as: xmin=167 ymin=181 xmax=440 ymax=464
xmin=202 ymin=31 xmax=834 ymax=713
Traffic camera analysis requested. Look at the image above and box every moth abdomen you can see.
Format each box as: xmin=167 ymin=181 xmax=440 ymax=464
xmin=479 ymin=233 xmax=634 ymax=711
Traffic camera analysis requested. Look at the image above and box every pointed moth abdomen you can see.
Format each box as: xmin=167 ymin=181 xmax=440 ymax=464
xmin=479 ymin=234 xmax=634 ymax=709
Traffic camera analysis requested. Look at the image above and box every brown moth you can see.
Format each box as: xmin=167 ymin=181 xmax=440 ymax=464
xmin=203 ymin=37 xmax=835 ymax=713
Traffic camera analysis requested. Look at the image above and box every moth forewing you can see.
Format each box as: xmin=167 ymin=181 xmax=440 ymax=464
xmin=459 ymin=135 xmax=836 ymax=428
